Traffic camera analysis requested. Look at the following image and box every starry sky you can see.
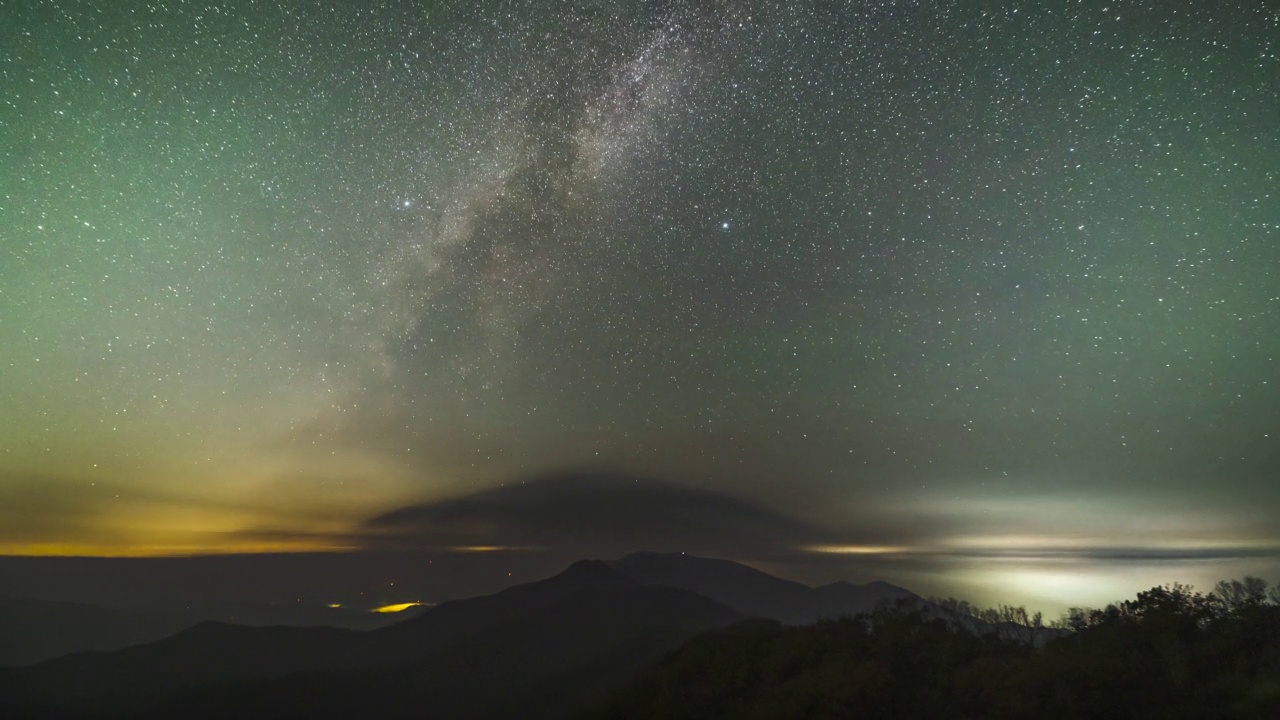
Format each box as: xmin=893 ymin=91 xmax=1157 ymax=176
xmin=2 ymin=0 xmax=1278 ymax=613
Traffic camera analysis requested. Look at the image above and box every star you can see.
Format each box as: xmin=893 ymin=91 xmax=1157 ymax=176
xmin=2 ymin=0 xmax=1275 ymax=618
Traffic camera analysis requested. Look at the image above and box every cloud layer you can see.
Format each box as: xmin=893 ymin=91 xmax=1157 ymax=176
xmin=363 ymin=471 xmax=817 ymax=557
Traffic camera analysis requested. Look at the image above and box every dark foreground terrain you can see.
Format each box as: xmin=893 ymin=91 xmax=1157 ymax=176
xmin=0 ymin=553 xmax=907 ymax=719
xmin=1 ymin=555 xmax=1276 ymax=719
xmin=591 ymin=585 xmax=1280 ymax=719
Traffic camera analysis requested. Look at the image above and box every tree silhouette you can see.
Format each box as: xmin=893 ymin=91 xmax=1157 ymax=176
xmin=1214 ymin=576 xmax=1269 ymax=612
xmin=592 ymin=577 xmax=1280 ymax=720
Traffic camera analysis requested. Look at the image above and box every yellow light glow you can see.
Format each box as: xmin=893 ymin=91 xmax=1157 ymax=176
xmin=371 ymin=601 xmax=427 ymax=613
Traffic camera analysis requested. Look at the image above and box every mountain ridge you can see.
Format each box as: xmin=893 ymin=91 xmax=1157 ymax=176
xmin=608 ymin=551 xmax=917 ymax=624
xmin=0 ymin=552 xmax=965 ymax=719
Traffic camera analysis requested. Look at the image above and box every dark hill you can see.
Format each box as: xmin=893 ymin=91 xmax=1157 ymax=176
xmin=0 ymin=553 xmax=957 ymax=719
xmin=581 ymin=610 xmax=1029 ymax=719
xmin=0 ymin=557 xmax=740 ymax=719
xmin=584 ymin=592 xmax=1280 ymax=720
xmin=0 ymin=594 xmax=422 ymax=668
xmin=146 ymin=583 xmax=740 ymax=720
xmin=0 ymin=621 xmax=364 ymax=712
xmin=0 ymin=596 xmax=191 ymax=667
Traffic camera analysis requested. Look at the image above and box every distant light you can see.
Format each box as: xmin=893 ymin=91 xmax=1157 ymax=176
xmin=372 ymin=601 xmax=428 ymax=614
xmin=326 ymin=603 xmax=343 ymax=609
xmin=721 ymin=221 xmax=730 ymax=230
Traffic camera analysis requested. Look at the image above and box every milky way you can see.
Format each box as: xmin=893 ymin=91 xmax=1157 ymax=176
xmin=2 ymin=0 xmax=1277 ymax=611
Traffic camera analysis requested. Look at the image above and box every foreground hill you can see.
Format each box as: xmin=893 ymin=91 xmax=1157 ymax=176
xmin=587 ymin=587 xmax=1280 ymax=720
xmin=584 ymin=611 xmax=1015 ymax=720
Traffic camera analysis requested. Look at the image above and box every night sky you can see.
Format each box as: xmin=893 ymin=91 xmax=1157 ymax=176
xmin=3 ymin=0 xmax=1278 ymax=614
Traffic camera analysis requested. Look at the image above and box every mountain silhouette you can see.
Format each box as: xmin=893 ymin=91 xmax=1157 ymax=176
xmin=609 ymin=551 xmax=918 ymax=623
xmin=0 ymin=595 xmax=417 ymax=668
xmin=0 ymin=553 xmax=965 ymax=719
xmin=149 ymin=582 xmax=739 ymax=719
xmin=0 ymin=557 xmax=741 ymax=719
xmin=0 ymin=596 xmax=192 ymax=667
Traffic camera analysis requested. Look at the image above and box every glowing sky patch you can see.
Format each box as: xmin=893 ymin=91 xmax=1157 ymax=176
xmin=802 ymin=545 xmax=912 ymax=556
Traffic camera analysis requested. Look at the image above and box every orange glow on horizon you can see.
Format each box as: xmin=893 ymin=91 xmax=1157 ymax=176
xmin=0 ymin=539 xmax=360 ymax=558
xmin=0 ymin=541 xmax=546 ymax=558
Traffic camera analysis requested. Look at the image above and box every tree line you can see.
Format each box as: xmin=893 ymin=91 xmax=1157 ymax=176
xmin=589 ymin=576 xmax=1280 ymax=719
xmin=934 ymin=576 xmax=1280 ymax=631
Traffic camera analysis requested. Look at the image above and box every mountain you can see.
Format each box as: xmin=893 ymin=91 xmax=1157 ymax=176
xmin=2 ymin=553 xmax=1001 ymax=719
xmin=149 ymin=581 xmax=740 ymax=720
xmin=609 ymin=552 xmax=918 ymax=624
xmin=0 ymin=559 xmax=741 ymax=719
xmin=0 ymin=620 xmax=366 ymax=714
xmin=0 ymin=596 xmax=192 ymax=667
xmin=607 ymin=553 xmax=1063 ymax=646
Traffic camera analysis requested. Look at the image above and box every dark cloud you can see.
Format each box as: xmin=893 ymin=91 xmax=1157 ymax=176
xmin=910 ymin=546 xmax=1280 ymax=563
xmin=351 ymin=474 xmax=1280 ymax=567
xmin=362 ymin=471 xmax=821 ymax=557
